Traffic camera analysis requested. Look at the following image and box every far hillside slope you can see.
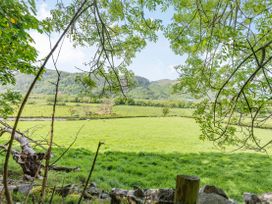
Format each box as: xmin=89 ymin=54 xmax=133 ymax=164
xmin=2 ymin=69 xmax=190 ymax=100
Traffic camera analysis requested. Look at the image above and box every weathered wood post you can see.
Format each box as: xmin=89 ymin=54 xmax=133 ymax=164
xmin=174 ymin=175 xmax=200 ymax=204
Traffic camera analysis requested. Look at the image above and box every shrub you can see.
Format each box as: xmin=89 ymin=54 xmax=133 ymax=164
xmin=114 ymin=97 xmax=126 ymax=105
xmin=126 ymin=98 xmax=135 ymax=105
xmin=162 ymin=107 xmax=170 ymax=116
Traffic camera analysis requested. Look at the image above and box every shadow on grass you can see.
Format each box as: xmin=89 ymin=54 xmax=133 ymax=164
xmin=49 ymin=148 xmax=272 ymax=201
xmin=1 ymin=148 xmax=271 ymax=202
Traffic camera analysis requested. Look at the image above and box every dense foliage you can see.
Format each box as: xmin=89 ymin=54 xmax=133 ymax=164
xmin=0 ymin=0 xmax=46 ymax=117
xmin=165 ymin=0 xmax=272 ymax=150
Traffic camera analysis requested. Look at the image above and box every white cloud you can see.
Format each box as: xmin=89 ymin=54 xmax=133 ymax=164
xmin=30 ymin=2 xmax=91 ymax=73
xmin=31 ymin=31 xmax=91 ymax=72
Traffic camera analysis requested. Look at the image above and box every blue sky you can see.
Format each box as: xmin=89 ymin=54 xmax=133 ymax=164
xmin=34 ymin=0 xmax=186 ymax=81
xmin=129 ymin=33 xmax=186 ymax=80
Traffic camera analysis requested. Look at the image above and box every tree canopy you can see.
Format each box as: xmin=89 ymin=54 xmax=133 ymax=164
xmin=0 ymin=0 xmax=46 ymax=118
xmin=49 ymin=0 xmax=163 ymax=95
xmin=165 ymin=0 xmax=272 ymax=151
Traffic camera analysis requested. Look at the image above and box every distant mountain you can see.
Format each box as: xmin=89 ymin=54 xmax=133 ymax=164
xmin=2 ymin=69 xmax=188 ymax=100
xmin=128 ymin=78 xmax=178 ymax=99
xmin=12 ymin=69 xmax=83 ymax=95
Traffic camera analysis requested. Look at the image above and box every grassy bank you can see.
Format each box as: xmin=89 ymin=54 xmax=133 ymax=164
xmin=1 ymin=149 xmax=271 ymax=202
xmin=1 ymin=117 xmax=271 ymax=202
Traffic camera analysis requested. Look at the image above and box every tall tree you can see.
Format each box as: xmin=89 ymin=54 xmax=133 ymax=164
xmin=1 ymin=0 xmax=163 ymax=202
xmin=0 ymin=0 xmax=46 ymax=118
xmin=0 ymin=1 xmax=53 ymax=202
xmin=165 ymin=0 xmax=272 ymax=151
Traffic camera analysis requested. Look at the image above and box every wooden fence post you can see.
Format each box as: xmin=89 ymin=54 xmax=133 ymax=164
xmin=174 ymin=175 xmax=200 ymax=204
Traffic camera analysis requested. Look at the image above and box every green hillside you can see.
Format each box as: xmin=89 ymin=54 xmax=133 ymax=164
xmin=3 ymin=69 xmax=188 ymax=100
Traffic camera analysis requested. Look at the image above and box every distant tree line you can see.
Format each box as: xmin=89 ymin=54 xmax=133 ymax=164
xmin=45 ymin=95 xmax=196 ymax=108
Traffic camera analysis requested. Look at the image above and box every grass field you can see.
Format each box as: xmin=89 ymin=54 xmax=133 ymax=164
xmin=17 ymin=102 xmax=194 ymax=118
xmin=1 ymin=117 xmax=272 ymax=202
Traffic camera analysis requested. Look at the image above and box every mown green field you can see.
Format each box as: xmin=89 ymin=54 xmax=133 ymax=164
xmin=1 ymin=117 xmax=272 ymax=202
xmin=17 ymin=102 xmax=194 ymax=118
